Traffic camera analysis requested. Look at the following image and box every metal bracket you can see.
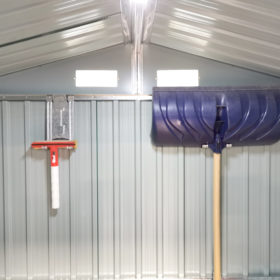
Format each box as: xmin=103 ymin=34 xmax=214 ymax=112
xmin=120 ymin=0 xmax=157 ymax=94
xmin=46 ymin=95 xmax=74 ymax=140
xmin=131 ymin=2 xmax=144 ymax=94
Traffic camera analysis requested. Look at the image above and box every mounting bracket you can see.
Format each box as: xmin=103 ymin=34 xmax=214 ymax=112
xmin=46 ymin=95 xmax=74 ymax=140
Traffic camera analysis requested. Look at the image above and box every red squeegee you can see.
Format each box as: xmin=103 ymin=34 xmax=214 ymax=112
xmin=32 ymin=140 xmax=77 ymax=209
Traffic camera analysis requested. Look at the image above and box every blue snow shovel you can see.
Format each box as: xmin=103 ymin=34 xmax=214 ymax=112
xmin=151 ymin=87 xmax=280 ymax=280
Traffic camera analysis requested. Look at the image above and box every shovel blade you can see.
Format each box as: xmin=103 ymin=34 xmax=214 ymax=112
xmin=152 ymin=87 xmax=280 ymax=152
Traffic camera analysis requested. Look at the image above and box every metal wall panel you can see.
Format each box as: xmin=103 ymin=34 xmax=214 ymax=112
xmin=119 ymin=102 xmax=136 ymax=277
xmin=0 ymin=100 xmax=280 ymax=279
xmin=143 ymin=45 xmax=280 ymax=95
xmin=26 ymin=102 xmax=49 ymax=279
xmin=97 ymin=101 xmax=114 ymax=278
xmin=3 ymin=102 xmax=27 ymax=278
xmin=140 ymin=102 xmax=157 ymax=276
xmin=0 ymin=44 xmax=132 ymax=95
xmin=2 ymin=44 xmax=280 ymax=95
xmin=71 ymin=101 xmax=93 ymax=277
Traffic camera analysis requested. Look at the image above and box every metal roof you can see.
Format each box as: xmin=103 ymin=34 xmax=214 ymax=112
xmin=150 ymin=0 xmax=280 ymax=77
xmin=0 ymin=0 xmax=123 ymax=75
xmin=0 ymin=0 xmax=280 ymax=77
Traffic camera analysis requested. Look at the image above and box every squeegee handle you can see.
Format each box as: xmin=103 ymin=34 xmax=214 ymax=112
xmin=213 ymin=153 xmax=221 ymax=280
xmin=50 ymin=147 xmax=59 ymax=209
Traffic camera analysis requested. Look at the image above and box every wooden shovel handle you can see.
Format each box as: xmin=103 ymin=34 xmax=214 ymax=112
xmin=213 ymin=152 xmax=221 ymax=280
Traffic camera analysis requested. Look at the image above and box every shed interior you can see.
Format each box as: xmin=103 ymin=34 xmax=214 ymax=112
xmin=0 ymin=1 xmax=280 ymax=279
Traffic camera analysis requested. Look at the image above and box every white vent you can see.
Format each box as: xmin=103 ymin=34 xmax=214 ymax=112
xmin=157 ymin=70 xmax=199 ymax=87
xmin=75 ymin=70 xmax=118 ymax=87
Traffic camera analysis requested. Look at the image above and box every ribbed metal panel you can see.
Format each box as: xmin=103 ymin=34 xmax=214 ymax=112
xmin=0 ymin=14 xmax=123 ymax=76
xmin=0 ymin=0 xmax=123 ymax=76
xmin=150 ymin=0 xmax=280 ymax=77
xmin=0 ymin=100 xmax=280 ymax=279
xmin=2 ymin=0 xmax=280 ymax=77
xmin=0 ymin=0 xmax=120 ymax=46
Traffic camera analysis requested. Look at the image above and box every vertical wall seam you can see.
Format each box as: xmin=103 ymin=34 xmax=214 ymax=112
xmin=111 ymin=101 xmax=115 ymax=279
xmin=119 ymin=102 xmax=122 ymax=277
xmin=91 ymin=101 xmax=99 ymax=280
xmin=2 ymin=101 xmax=11 ymax=279
xmin=178 ymin=147 xmax=184 ymax=278
xmin=1 ymin=102 xmax=6 ymax=279
xmin=205 ymin=149 xmax=213 ymax=278
xmin=242 ymin=147 xmax=249 ymax=277
xmin=139 ymin=101 xmax=143 ymax=279
xmin=112 ymin=101 xmax=116 ymax=279
xmin=113 ymin=100 xmax=120 ymax=279
xmin=183 ymin=148 xmax=187 ymax=277
xmin=135 ymin=100 xmax=142 ymax=278
xmin=69 ymin=97 xmax=75 ymax=279
xmin=156 ymin=146 xmax=163 ymax=278
xmin=269 ymin=145 xmax=272 ymax=276
xmin=47 ymin=146 xmax=51 ymax=278
xmin=69 ymin=145 xmax=72 ymax=279
xmin=69 ymin=150 xmax=72 ymax=280
xmin=263 ymin=146 xmax=270 ymax=277
xmin=184 ymin=148 xmax=188 ymax=276
xmin=183 ymin=148 xmax=187 ymax=278
xmin=24 ymin=101 xmax=32 ymax=280
xmin=226 ymin=150 xmax=229 ymax=278
xmin=268 ymin=146 xmax=271 ymax=277
xmin=91 ymin=100 xmax=94 ymax=279
xmin=199 ymin=149 xmax=206 ymax=278
xmin=155 ymin=145 xmax=158 ymax=278
xmin=95 ymin=101 xmax=100 ymax=280
xmin=118 ymin=101 xmax=121 ymax=278
xmin=70 ymin=135 xmax=76 ymax=279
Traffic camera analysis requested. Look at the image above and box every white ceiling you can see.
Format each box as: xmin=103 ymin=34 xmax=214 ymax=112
xmin=0 ymin=0 xmax=280 ymax=77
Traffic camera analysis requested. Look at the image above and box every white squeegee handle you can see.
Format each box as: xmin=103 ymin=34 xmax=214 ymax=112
xmin=50 ymin=148 xmax=60 ymax=209
xmin=51 ymin=165 xmax=60 ymax=209
xmin=213 ymin=152 xmax=221 ymax=280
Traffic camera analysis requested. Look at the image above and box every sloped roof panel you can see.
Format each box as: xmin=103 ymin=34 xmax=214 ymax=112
xmin=1 ymin=0 xmax=280 ymax=77
xmin=0 ymin=0 xmax=123 ymax=76
xmin=0 ymin=0 xmax=120 ymax=45
xmin=150 ymin=0 xmax=280 ymax=77
xmin=0 ymin=14 xmax=123 ymax=76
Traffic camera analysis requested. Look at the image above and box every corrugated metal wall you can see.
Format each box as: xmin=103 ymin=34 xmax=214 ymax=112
xmin=0 ymin=100 xmax=280 ymax=280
